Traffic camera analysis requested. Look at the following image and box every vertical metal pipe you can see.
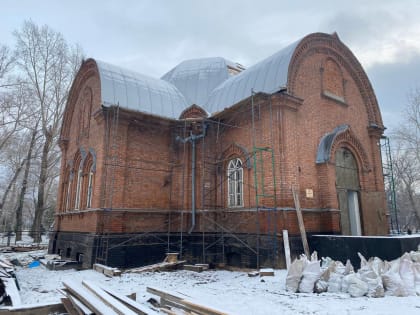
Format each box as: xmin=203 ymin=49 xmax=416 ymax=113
xmin=189 ymin=137 xmax=196 ymax=233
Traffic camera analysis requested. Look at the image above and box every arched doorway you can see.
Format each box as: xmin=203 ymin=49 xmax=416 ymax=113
xmin=335 ymin=147 xmax=362 ymax=235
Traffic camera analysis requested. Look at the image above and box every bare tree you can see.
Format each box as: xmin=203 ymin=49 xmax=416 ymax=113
xmin=0 ymin=45 xmax=14 ymax=84
xmin=392 ymin=88 xmax=420 ymax=231
xmin=15 ymin=124 xmax=38 ymax=241
xmin=14 ymin=20 xmax=83 ymax=242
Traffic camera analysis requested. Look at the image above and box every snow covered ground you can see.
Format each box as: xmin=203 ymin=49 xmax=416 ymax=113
xmin=1 ymin=250 xmax=419 ymax=315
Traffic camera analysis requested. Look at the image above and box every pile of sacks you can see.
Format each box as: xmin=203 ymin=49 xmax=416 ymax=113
xmin=286 ymin=250 xmax=420 ymax=297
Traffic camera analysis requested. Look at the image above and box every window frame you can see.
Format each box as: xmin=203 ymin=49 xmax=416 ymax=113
xmin=227 ymin=158 xmax=244 ymax=208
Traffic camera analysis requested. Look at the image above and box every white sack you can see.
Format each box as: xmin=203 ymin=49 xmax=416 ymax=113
xmin=299 ymin=260 xmax=321 ymax=293
xmin=286 ymin=258 xmax=307 ymax=292
xmin=344 ymin=273 xmax=368 ymax=297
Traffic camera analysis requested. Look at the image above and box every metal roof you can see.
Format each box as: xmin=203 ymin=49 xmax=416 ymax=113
xmin=161 ymin=57 xmax=244 ymax=110
xmin=316 ymin=124 xmax=349 ymax=164
xmin=94 ymin=37 xmax=301 ymax=119
xmin=205 ymin=39 xmax=301 ymax=114
xmin=96 ymin=60 xmax=188 ymax=119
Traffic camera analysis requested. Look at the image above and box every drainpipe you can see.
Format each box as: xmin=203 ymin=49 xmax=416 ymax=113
xmin=176 ymin=122 xmax=207 ymax=234
xmin=191 ymin=138 xmax=196 ymax=234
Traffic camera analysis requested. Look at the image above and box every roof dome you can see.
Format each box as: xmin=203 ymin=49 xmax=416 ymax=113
xmin=96 ymin=60 xmax=188 ymax=119
xmin=161 ymin=57 xmax=244 ymax=111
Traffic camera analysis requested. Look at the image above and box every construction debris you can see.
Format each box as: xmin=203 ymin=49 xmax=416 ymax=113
xmin=286 ymin=250 xmax=420 ymax=297
xmin=183 ymin=264 xmax=205 ymax=273
xmin=46 ymin=259 xmax=82 ymax=271
xmin=247 ymin=271 xmax=259 ymax=277
xmin=259 ymin=268 xmax=274 ymax=277
xmin=93 ymin=263 xmax=122 ymax=277
xmin=0 ymin=258 xmax=20 ymax=307
xmin=125 ymin=254 xmax=186 ymax=274
xmin=10 ymin=245 xmax=45 ymax=252
xmin=147 ymin=286 xmax=231 ymax=315
xmin=62 ymin=280 xmax=160 ymax=315
xmin=0 ymin=302 xmax=66 ymax=314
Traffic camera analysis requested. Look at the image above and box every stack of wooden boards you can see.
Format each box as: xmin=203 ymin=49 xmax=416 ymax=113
xmin=147 ymin=287 xmax=231 ymax=315
xmin=62 ymin=280 xmax=160 ymax=315
xmin=0 ymin=258 xmax=66 ymax=314
xmin=0 ymin=258 xmax=21 ymax=307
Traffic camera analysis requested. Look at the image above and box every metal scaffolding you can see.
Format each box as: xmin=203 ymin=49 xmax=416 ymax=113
xmin=380 ymin=136 xmax=400 ymax=234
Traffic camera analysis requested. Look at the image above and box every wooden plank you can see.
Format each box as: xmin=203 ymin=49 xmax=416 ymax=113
xmin=3 ymin=277 xmax=22 ymax=306
xmin=101 ymin=285 xmax=160 ymax=315
xmin=292 ymin=188 xmax=310 ymax=258
xmin=195 ymin=264 xmax=209 ymax=270
xmin=61 ymin=297 xmax=81 ymax=315
xmin=0 ymin=302 xmax=66 ymax=315
xmin=183 ymin=264 xmax=203 ymax=272
xmin=159 ymin=308 xmax=179 ymax=315
xmin=93 ymin=263 xmax=121 ymax=277
xmin=159 ymin=297 xmax=197 ymax=314
xmin=67 ymin=294 xmax=94 ymax=315
xmin=93 ymin=263 xmax=105 ymax=273
xmin=103 ymin=267 xmax=121 ymax=277
xmin=125 ymin=261 xmax=186 ymax=273
xmin=282 ymin=229 xmax=291 ymax=270
xmin=147 ymin=287 xmax=230 ymax=315
xmin=82 ymin=280 xmax=137 ymax=315
xmin=259 ymin=268 xmax=274 ymax=276
xmin=63 ymin=280 xmax=119 ymax=315
xmin=164 ymin=253 xmax=179 ymax=263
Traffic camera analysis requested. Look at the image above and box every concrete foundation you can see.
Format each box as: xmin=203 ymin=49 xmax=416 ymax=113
xmin=49 ymin=231 xmax=307 ymax=269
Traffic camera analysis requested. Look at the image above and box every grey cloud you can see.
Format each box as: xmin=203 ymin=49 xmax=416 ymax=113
xmin=366 ymin=54 xmax=420 ymax=131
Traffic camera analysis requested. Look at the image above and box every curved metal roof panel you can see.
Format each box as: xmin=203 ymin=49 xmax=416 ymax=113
xmin=161 ymin=57 xmax=243 ymax=109
xmin=206 ymin=39 xmax=301 ymax=114
xmin=96 ymin=60 xmax=188 ymax=119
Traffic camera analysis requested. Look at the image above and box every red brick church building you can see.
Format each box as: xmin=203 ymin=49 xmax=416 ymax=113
xmin=49 ymin=32 xmax=388 ymax=268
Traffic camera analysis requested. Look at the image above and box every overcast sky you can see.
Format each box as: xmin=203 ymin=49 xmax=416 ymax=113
xmin=2 ymin=0 xmax=420 ymax=133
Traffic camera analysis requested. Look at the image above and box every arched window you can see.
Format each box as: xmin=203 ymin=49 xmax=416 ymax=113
xmin=74 ymin=166 xmax=83 ymax=210
xmin=227 ymin=158 xmax=243 ymax=207
xmin=86 ymin=168 xmax=94 ymax=208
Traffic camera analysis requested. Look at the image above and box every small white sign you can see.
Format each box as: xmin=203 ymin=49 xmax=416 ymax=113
xmin=305 ymin=189 xmax=314 ymax=198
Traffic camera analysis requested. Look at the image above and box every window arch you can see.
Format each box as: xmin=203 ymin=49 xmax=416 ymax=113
xmin=74 ymin=164 xmax=83 ymax=210
xmin=81 ymin=152 xmax=95 ymax=209
xmin=227 ymin=158 xmax=243 ymax=207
